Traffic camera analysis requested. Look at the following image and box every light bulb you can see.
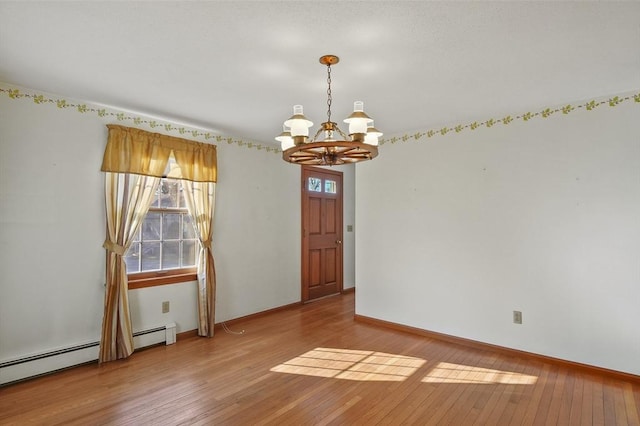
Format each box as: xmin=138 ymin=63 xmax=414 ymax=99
xmin=281 ymin=138 xmax=295 ymax=150
xmin=275 ymin=125 xmax=294 ymax=150
xmin=365 ymin=121 xmax=383 ymax=146
xmin=344 ymin=101 xmax=372 ymax=135
xmin=284 ymin=105 xmax=313 ymax=137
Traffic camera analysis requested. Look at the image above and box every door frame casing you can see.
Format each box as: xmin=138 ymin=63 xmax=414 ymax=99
xmin=301 ymin=165 xmax=344 ymax=302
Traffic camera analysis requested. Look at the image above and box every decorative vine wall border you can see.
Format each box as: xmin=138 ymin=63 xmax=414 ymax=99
xmin=2 ymin=84 xmax=638 ymax=151
xmin=0 ymin=86 xmax=280 ymax=154
xmin=380 ymin=92 xmax=640 ymax=145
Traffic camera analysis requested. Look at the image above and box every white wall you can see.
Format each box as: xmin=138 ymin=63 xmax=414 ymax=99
xmin=326 ymin=164 xmax=356 ymax=290
xmin=214 ymin=141 xmax=300 ymax=320
xmin=0 ymin=84 xmax=306 ymax=381
xmin=341 ymin=164 xmax=356 ymax=290
xmin=128 ymin=282 xmax=199 ymax=334
xmin=355 ymin=96 xmax=640 ymax=375
xmin=0 ymin=95 xmax=106 ymax=362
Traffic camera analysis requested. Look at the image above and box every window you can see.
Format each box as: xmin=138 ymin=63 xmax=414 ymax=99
xmin=324 ymin=180 xmax=337 ymax=194
xmin=308 ymin=177 xmax=322 ymax=192
xmin=125 ymin=178 xmax=199 ymax=289
xmin=307 ymin=177 xmax=338 ymax=194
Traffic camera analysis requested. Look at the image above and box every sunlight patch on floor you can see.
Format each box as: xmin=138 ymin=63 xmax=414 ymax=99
xmin=271 ymin=347 xmax=426 ymax=382
xmin=422 ymin=362 xmax=538 ymax=385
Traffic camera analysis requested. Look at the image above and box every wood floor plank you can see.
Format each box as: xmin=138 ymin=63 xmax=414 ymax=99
xmin=613 ymin=380 xmax=630 ymax=425
xmin=531 ymin=365 xmax=560 ymax=426
xmin=581 ymin=374 xmax=594 ymax=426
xmin=592 ymin=375 xmax=606 ymax=426
xmin=634 ymin=387 xmax=640 ymax=426
xmin=604 ymin=378 xmax=620 ymax=425
xmin=623 ymin=383 xmax=640 ymax=426
xmin=558 ymin=370 xmax=577 ymax=425
xmin=569 ymin=372 xmax=585 ymax=425
xmin=1 ymin=293 xmax=639 ymax=425
xmin=517 ymin=362 xmax=550 ymax=425
xmin=546 ymin=368 xmax=569 ymax=425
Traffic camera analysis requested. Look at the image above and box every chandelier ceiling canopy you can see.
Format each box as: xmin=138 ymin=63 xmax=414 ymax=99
xmin=277 ymin=55 xmax=381 ymax=166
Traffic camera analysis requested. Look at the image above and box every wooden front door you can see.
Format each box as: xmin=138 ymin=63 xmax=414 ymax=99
xmin=301 ymin=166 xmax=343 ymax=302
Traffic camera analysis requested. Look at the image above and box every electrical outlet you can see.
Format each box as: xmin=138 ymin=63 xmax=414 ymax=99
xmin=513 ymin=310 xmax=522 ymax=324
xmin=162 ymin=301 xmax=170 ymax=313
xmin=347 ymin=225 xmax=353 ymax=232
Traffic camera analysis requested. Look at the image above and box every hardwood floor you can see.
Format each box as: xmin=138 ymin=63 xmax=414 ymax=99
xmin=1 ymin=293 xmax=639 ymax=425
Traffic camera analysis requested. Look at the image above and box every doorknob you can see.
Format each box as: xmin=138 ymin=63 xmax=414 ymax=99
xmin=336 ymin=240 xmax=342 ymax=244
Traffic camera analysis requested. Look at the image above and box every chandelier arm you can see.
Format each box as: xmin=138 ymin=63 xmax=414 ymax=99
xmin=331 ymin=146 xmax=375 ymax=157
xmin=310 ymin=126 xmax=325 ymax=143
xmin=344 ymin=154 xmax=373 ymax=159
xmin=288 ymin=152 xmax=323 ymax=160
xmin=331 ymin=146 xmax=361 ymax=154
xmin=334 ymin=126 xmax=350 ymax=141
xmin=293 ymin=157 xmax=323 ymax=162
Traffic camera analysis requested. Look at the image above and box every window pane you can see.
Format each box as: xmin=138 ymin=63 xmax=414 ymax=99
xmin=308 ymin=177 xmax=322 ymax=192
xmin=162 ymin=241 xmax=180 ymax=269
xmin=163 ymin=213 xmax=181 ymax=240
xmin=124 ymin=243 xmax=140 ymax=273
xmin=325 ymin=180 xmax=337 ymax=194
xmin=141 ymin=241 xmax=161 ymax=271
xmin=159 ymin=180 xmax=179 ymax=208
xmin=149 ymin=186 xmax=160 ymax=208
xmin=131 ymin=227 xmax=141 ymax=243
xmin=142 ymin=212 xmax=161 ymax=241
xmin=183 ymin=214 xmax=196 ymax=239
xmin=178 ymin=184 xmax=187 ymax=209
xmin=182 ymin=240 xmax=198 ymax=267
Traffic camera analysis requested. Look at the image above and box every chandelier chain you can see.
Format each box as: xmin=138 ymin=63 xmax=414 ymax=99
xmin=326 ymin=64 xmax=332 ymax=123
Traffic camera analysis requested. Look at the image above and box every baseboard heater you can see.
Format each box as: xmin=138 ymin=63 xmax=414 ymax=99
xmin=0 ymin=323 xmax=176 ymax=386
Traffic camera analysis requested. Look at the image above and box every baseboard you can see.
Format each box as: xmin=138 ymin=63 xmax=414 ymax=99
xmin=176 ymin=329 xmax=198 ymax=340
xmin=174 ymin=302 xmax=304 ymax=338
xmin=341 ymin=287 xmax=355 ymax=294
xmin=354 ymin=314 xmax=640 ymax=384
xmin=214 ymin=301 xmax=303 ymax=331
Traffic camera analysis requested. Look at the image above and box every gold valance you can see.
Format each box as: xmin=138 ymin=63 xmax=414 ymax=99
xmin=101 ymin=124 xmax=217 ymax=182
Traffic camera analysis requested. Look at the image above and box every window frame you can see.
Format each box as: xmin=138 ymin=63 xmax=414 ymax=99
xmin=128 ymin=267 xmax=198 ymax=289
xmin=126 ymin=177 xmax=199 ymax=289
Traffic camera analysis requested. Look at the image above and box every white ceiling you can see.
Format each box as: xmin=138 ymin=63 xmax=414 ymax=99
xmin=1 ymin=1 xmax=639 ymax=146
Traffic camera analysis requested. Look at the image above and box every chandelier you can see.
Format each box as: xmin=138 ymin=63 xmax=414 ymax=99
xmin=277 ymin=55 xmax=381 ymax=165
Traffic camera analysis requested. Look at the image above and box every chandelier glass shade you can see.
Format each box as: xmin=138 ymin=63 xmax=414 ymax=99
xmin=277 ymin=55 xmax=381 ymax=166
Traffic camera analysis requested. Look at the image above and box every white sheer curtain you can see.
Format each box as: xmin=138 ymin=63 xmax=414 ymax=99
xmin=181 ymin=180 xmax=217 ymax=337
xmin=100 ymin=172 xmax=161 ymax=362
